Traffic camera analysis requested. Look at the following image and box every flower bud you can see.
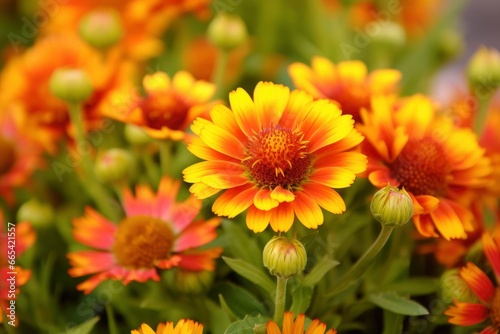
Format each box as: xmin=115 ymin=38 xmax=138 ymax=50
xmin=124 ymin=124 xmax=154 ymax=145
xmin=372 ymin=22 xmax=405 ymax=49
xmin=436 ymin=29 xmax=464 ymax=64
xmin=263 ymin=236 xmax=307 ymax=278
xmin=370 ymin=185 xmax=413 ymax=227
xmin=79 ymin=9 xmax=123 ymax=49
xmin=163 ymin=269 xmax=214 ymax=295
xmin=467 ymin=46 xmax=500 ymax=94
xmin=207 ymin=14 xmax=248 ymax=51
xmin=95 ymin=148 xmax=136 ymax=185
xmin=17 ymin=199 xmax=54 ymax=229
xmin=49 ymin=68 xmax=93 ymax=104
xmin=439 ymin=268 xmax=478 ymax=304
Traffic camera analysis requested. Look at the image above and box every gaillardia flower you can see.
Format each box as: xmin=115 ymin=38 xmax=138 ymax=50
xmin=358 ymin=95 xmax=491 ymax=240
xmin=183 ymin=82 xmax=367 ymax=232
xmin=266 ymin=312 xmax=337 ymax=334
xmin=67 ymin=177 xmax=222 ymax=294
xmin=104 ymin=71 xmax=215 ymax=141
xmin=132 ymin=319 xmax=203 ymax=334
xmin=444 ymin=230 xmax=500 ymax=333
xmin=288 ymin=57 xmax=401 ymax=122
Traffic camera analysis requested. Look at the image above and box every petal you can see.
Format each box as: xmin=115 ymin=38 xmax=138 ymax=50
xmin=269 ymin=202 xmax=295 ymax=232
xmin=412 ymin=214 xmax=439 ymax=238
xmin=67 ymin=251 xmax=117 ymax=277
xmin=314 ymin=151 xmax=367 ymax=173
xmin=414 ymin=195 xmax=440 ymax=214
xmin=246 ymin=205 xmax=271 ymax=232
xmin=210 ymin=104 xmax=247 ymax=143
xmin=302 ymin=183 xmax=346 ymax=214
xmin=169 ymin=195 xmax=201 ymax=233
xmin=311 ymin=167 xmax=357 ymax=189
xmin=308 ymin=114 xmax=355 ymax=153
xmin=183 ymin=161 xmax=248 ymax=189
xmin=187 ymin=137 xmax=239 ymax=162
xmin=279 ymin=89 xmax=314 ymax=129
xmin=189 ymin=183 xmax=221 ymax=199
xmin=444 ymin=302 xmax=489 ymax=326
xmin=73 ymin=207 xmax=117 ymax=250
xmin=478 ymin=327 xmax=498 ymax=334
xmin=482 ymin=232 xmax=500 ymax=282
xmin=143 ymin=72 xmax=171 ymax=94
xmin=460 ymin=262 xmax=495 ymax=303
xmin=212 ymin=185 xmax=259 ymax=218
xmin=270 ymin=186 xmax=295 ymax=203
xmin=430 ymin=200 xmax=467 ymax=240
xmin=294 ymin=191 xmax=324 ymax=229
xmin=368 ymin=169 xmax=398 ymax=188
xmin=177 ymin=248 xmax=223 ymax=271
xmin=174 ymin=218 xmax=221 ymax=252
xmin=254 ymin=82 xmax=290 ymax=127
xmin=191 ymin=118 xmax=245 ymax=159
xmin=254 ymin=188 xmax=280 ymax=210
xmin=229 ymin=87 xmax=260 ymax=137
xmin=266 ymin=321 xmax=281 ymax=334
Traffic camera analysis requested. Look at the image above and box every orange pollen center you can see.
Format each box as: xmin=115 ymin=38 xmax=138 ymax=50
xmin=389 ymin=137 xmax=449 ymax=197
xmin=141 ymin=93 xmax=190 ymax=131
xmin=112 ymin=215 xmax=174 ymax=269
xmin=242 ymin=125 xmax=310 ymax=189
xmin=491 ymin=287 xmax=500 ymax=329
xmin=0 ymin=135 xmax=16 ymax=175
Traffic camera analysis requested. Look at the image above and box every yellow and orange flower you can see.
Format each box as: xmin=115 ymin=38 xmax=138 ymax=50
xmin=444 ymin=230 xmax=500 ymax=333
xmin=266 ymin=312 xmax=337 ymax=334
xmin=0 ymin=213 xmax=36 ymax=324
xmin=357 ymin=95 xmax=491 ymax=240
xmin=67 ymin=177 xmax=222 ymax=294
xmin=103 ymin=71 xmax=216 ymax=141
xmin=132 ymin=319 xmax=203 ymax=334
xmin=0 ymin=112 xmax=43 ymax=203
xmin=288 ymin=57 xmax=401 ymax=122
xmin=183 ymin=82 xmax=367 ymax=232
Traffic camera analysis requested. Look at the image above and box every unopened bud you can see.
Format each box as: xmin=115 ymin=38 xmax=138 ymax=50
xmin=467 ymin=46 xmax=500 ymax=93
xmin=370 ymin=185 xmax=413 ymax=227
xmin=49 ymin=68 xmax=93 ymax=104
xmin=372 ymin=22 xmax=405 ymax=49
xmin=439 ymin=268 xmax=478 ymax=304
xmin=95 ymin=148 xmax=135 ymax=185
xmin=436 ymin=29 xmax=464 ymax=64
xmin=207 ymin=14 xmax=248 ymax=51
xmin=79 ymin=9 xmax=123 ymax=49
xmin=17 ymin=199 xmax=54 ymax=229
xmin=124 ymin=124 xmax=153 ymax=145
xmin=263 ymin=236 xmax=307 ymax=278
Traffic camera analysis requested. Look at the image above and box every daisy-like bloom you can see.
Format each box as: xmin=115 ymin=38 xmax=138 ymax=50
xmin=0 ymin=112 xmax=43 ymax=203
xmin=288 ymin=57 xmax=401 ymax=122
xmin=67 ymin=177 xmax=222 ymax=294
xmin=0 ymin=213 xmax=36 ymax=323
xmin=183 ymin=82 xmax=367 ymax=232
xmin=132 ymin=319 xmax=203 ymax=334
xmin=357 ymin=94 xmax=492 ymax=240
xmin=444 ymin=230 xmax=500 ymax=333
xmin=103 ymin=71 xmax=216 ymax=141
xmin=266 ymin=312 xmax=337 ymax=334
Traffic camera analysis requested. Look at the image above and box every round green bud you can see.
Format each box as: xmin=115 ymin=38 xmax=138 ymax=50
xmin=436 ymin=29 xmax=464 ymax=64
xmin=49 ymin=68 xmax=93 ymax=104
xmin=370 ymin=184 xmax=413 ymax=227
xmin=467 ymin=46 xmax=500 ymax=94
xmin=207 ymin=14 xmax=248 ymax=51
xmin=372 ymin=22 xmax=406 ymax=49
xmin=95 ymin=148 xmax=136 ymax=185
xmin=163 ymin=269 xmax=214 ymax=295
xmin=263 ymin=236 xmax=307 ymax=278
xmin=439 ymin=268 xmax=478 ymax=304
xmin=17 ymin=199 xmax=54 ymax=229
xmin=79 ymin=9 xmax=123 ymax=49
xmin=124 ymin=124 xmax=154 ymax=145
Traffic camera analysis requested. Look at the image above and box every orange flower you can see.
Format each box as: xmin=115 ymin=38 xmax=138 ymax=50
xmin=266 ymin=312 xmax=337 ymax=334
xmin=103 ymin=71 xmax=216 ymax=141
xmin=67 ymin=177 xmax=222 ymax=294
xmin=183 ymin=82 xmax=366 ymax=232
xmin=288 ymin=57 xmax=401 ymax=122
xmin=444 ymin=230 xmax=500 ymax=333
xmin=0 ymin=112 xmax=43 ymax=203
xmin=132 ymin=319 xmax=203 ymax=334
xmin=0 ymin=213 xmax=36 ymax=324
xmin=357 ymin=95 xmax=491 ymax=240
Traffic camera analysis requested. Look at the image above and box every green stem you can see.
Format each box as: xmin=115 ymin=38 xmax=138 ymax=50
xmin=211 ymin=50 xmax=230 ymax=99
xmin=141 ymin=148 xmax=159 ymax=184
xmin=106 ymin=304 xmax=118 ymax=334
xmin=273 ymin=276 xmax=288 ymax=326
xmin=326 ymin=224 xmax=395 ymax=298
xmin=158 ymin=140 xmax=173 ymax=176
xmin=473 ymin=95 xmax=492 ymax=138
xmin=67 ymin=103 xmax=120 ymax=221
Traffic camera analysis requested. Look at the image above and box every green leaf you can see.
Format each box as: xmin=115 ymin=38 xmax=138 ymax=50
xmin=222 ymin=257 xmax=276 ymax=293
xmin=223 ymin=220 xmax=263 ymax=267
xmin=212 ymin=282 xmax=270 ymax=319
xmin=382 ymin=310 xmax=404 ymax=334
xmin=302 ymin=258 xmax=340 ymax=287
xmin=290 ymin=285 xmax=314 ymax=314
xmin=224 ymin=315 xmax=269 ymax=334
xmin=219 ymin=294 xmax=239 ymax=321
xmin=382 ymin=277 xmax=439 ymax=296
xmin=65 ymin=317 xmax=100 ymax=334
xmin=206 ymin=298 xmax=232 ymax=333
xmin=368 ymin=291 xmax=429 ymax=316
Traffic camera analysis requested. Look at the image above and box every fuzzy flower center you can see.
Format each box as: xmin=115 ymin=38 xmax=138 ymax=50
xmin=242 ymin=125 xmax=310 ymax=189
xmin=141 ymin=94 xmax=189 ymax=130
xmin=0 ymin=135 xmax=16 ymax=175
xmin=112 ymin=215 xmax=174 ymax=269
xmin=389 ymin=137 xmax=449 ymax=197
xmin=491 ymin=287 xmax=500 ymax=330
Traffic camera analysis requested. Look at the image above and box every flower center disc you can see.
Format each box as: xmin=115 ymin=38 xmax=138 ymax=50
xmin=141 ymin=94 xmax=189 ymax=130
xmin=491 ymin=288 xmax=500 ymax=330
xmin=389 ymin=137 xmax=449 ymax=197
xmin=0 ymin=135 xmax=16 ymax=175
xmin=243 ymin=126 xmax=310 ymax=189
xmin=112 ymin=215 xmax=174 ymax=269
